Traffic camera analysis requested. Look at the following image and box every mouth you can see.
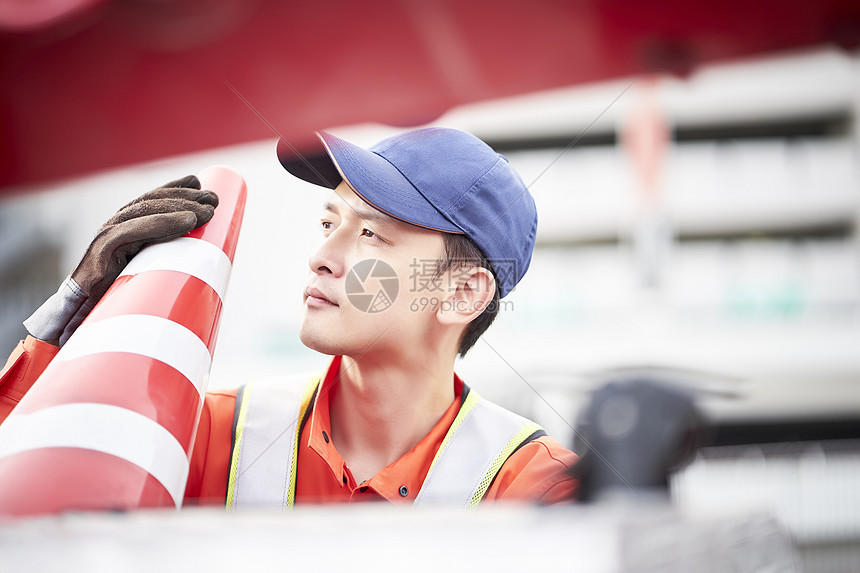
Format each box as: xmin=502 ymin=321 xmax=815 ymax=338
xmin=305 ymin=286 xmax=339 ymax=307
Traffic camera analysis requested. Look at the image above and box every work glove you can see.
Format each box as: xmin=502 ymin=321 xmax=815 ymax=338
xmin=24 ymin=175 xmax=219 ymax=346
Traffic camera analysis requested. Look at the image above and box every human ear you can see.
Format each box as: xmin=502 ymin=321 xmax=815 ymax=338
xmin=436 ymin=266 xmax=495 ymax=327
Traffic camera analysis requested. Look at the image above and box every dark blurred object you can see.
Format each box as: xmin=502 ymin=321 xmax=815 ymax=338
xmin=2 ymin=0 xmax=860 ymax=189
xmin=571 ymin=378 xmax=703 ymax=502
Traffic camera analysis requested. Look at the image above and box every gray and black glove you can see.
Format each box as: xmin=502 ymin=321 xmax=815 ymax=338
xmin=24 ymin=175 xmax=218 ymax=346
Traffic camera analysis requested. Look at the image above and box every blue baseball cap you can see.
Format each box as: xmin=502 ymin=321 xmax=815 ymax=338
xmin=277 ymin=127 xmax=537 ymax=298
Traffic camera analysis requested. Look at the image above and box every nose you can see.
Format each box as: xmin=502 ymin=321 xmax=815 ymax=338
xmin=308 ymin=232 xmax=345 ymax=277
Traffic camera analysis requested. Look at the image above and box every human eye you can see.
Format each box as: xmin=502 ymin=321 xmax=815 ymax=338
xmin=321 ymin=220 xmax=334 ymax=234
xmin=361 ymin=228 xmax=389 ymax=244
xmin=359 ymin=227 xmax=391 ymax=245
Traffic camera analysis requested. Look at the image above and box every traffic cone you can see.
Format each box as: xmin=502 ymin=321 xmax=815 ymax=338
xmin=0 ymin=166 xmax=246 ymax=516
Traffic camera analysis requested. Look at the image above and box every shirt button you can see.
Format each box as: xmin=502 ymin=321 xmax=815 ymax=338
xmin=399 ymin=485 xmax=408 ymax=497
xmin=360 ymin=486 xmax=369 ymax=493
xmin=322 ymin=431 xmax=330 ymax=443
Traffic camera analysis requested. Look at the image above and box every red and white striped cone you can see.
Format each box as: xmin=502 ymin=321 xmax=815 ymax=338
xmin=0 ymin=166 xmax=246 ymax=517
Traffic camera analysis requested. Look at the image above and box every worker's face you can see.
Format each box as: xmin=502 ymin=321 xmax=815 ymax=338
xmin=300 ymin=182 xmax=446 ymax=357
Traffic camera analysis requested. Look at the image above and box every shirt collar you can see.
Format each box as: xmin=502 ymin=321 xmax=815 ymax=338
xmin=306 ymin=355 xmax=347 ymax=487
xmin=305 ymin=356 xmax=465 ymax=503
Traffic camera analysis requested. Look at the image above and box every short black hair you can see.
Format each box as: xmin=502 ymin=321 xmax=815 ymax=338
xmin=435 ymin=233 xmax=502 ymax=357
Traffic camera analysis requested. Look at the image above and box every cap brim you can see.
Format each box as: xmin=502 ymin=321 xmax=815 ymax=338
xmin=279 ymin=132 xmax=463 ymax=234
xmin=277 ymin=137 xmax=342 ymax=189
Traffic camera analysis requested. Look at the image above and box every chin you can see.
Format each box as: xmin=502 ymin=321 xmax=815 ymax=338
xmin=299 ymin=324 xmax=341 ymax=356
xmin=299 ymin=319 xmax=397 ymax=358
xmin=299 ymin=321 xmax=363 ymax=356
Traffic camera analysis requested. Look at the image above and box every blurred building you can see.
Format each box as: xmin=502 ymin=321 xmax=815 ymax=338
xmin=447 ymin=48 xmax=860 ymax=573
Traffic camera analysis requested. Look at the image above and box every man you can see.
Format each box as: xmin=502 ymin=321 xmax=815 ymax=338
xmin=1 ymin=127 xmax=577 ymax=506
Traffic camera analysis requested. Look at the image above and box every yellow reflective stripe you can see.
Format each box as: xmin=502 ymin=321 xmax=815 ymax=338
xmin=285 ymin=376 xmax=320 ymax=508
xmin=226 ymin=380 xmax=257 ymax=510
xmin=425 ymin=389 xmax=481 ymax=475
xmin=468 ymin=420 xmax=544 ymax=509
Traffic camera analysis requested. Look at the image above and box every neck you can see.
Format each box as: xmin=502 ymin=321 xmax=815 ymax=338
xmin=329 ymin=347 xmax=457 ymax=484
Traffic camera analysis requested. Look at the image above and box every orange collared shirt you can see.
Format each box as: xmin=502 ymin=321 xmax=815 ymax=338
xmin=2 ymin=337 xmax=579 ymax=506
xmin=295 ymin=355 xmax=470 ymax=503
xmin=187 ymin=355 xmax=578 ymax=505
